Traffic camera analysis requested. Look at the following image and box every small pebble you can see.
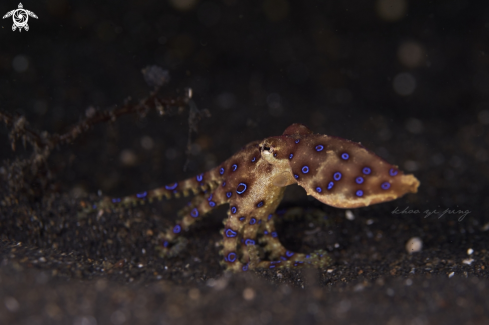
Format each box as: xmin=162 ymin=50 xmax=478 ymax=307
xmin=482 ymin=222 xmax=489 ymax=231
xmin=243 ymin=288 xmax=256 ymax=301
xmin=345 ymin=210 xmax=355 ymax=220
xmin=4 ymin=297 xmax=20 ymax=312
xmin=188 ymin=288 xmax=200 ymax=300
xmin=463 ymin=259 xmax=474 ymax=265
xmin=120 ymin=149 xmax=138 ymax=166
xmin=405 ymin=237 xmax=422 ymax=254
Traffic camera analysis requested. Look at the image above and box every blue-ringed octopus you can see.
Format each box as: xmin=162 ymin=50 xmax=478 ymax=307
xmin=96 ymin=124 xmax=420 ymax=272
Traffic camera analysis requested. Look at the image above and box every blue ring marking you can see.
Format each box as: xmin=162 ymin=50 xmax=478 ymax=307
xmin=270 ymin=265 xmax=276 ymax=269
xmin=294 ymin=174 xmax=299 ymax=179
xmin=316 ymin=187 xmax=322 ymax=193
xmin=355 ymin=176 xmax=364 ymax=184
xmin=232 ymin=164 xmax=238 ymax=172
xmin=231 ymin=206 xmax=237 ymax=214
xmin=242 ymin=264 xmax=249 ymax=271
xmin=280 ymin=256 xmax=287 ymax=261
xmin=289 ymin=153 xmax=294 ymax=159
xmin=271 ymin=232 xmax=277 ymax=238
xmin=226 ymin=191 xmax=232 ymax=198
xmin=356 ymin=190 xmax=364 ymax=197
xmin=165 ymin=183 xmax=178 ymax=190
xmin=252 ymin=156 xmax=256 ymax=162
xmin=341 ymin=152 xmax=349 ymax=160
xmin=256 ymin=201 xmax=264 ymax=208
xmin=239 ymin=217 xmax=245 ymax=221
xmin=245 ymin=239 xmax=255 ymax=246
xmin=302 ymin=166 xmax=309 ymax=174
xmin=207 ymin=194 xmax=213 ymax=201
xmin=173 ymin=225 xmax=181 ymax=234
xmin=389 ymin=168 xmax=398 ymax=176
xmin=315 ymin=145 xmax=324 ymax=152
xmin=334 ymin=172 xmax=342 ymax=181
xmin=163 ymin=241 xmax=169 ymax=248
xmin=219 ymin=167 xmax=225 ymax=175
xmin=363 ymin=167 xmax=371 ymax=175
xmin=268 ymin=214 xmax=273 ymax=220
xmin=191 ymin=208 xmax=199 ymax=218
xmin=295 ymin=139 xmax=300 ymax=144
xmin=381 ymin=182 xmax=391 ymax=190
xmin=209 ymin=201 xmax=216 ymax=207
xmin=112 ymin=198 xmax=121 ymax=203
xmin=327 ymin=181 xmax=334 ymax=190
xmin=286 ymin=251 xmax=294 ymax=257
xmin=225 ymin=228 xmax=237 ymax=238
xmin=249 ymin=217 xmax=257 ymax=225
xmin=136 ymin=192 xmax=147 ymax=198
xmin=306 ymin=255 xmax=310 ymax=259
xmin=227 ymin=252 xmax=237 ymax=263
xmin=264 ymin=231 xmax=269 ymax=235
xmin=222 ymin=181 xmax=226 ymax=187
xmin=236 ymin=183 xmax=247 ymax=195
xmin=196 ymin=173 xmax=204 ymax=182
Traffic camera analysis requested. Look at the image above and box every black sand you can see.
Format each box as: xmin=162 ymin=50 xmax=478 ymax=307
xmin=1 ymin=1 xmax=488 ymax=324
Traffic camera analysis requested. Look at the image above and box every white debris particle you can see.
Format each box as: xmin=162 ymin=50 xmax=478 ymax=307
xmin=463 ymin=259 xmax=474 ymax=265
xmin=353 ymin=283 xmax=365 ymax=292
xmin=448 ymin=272 xmax=455 ymax=278
xmin=207 ymin=277 xmax=229 ymax=290
xmin=405 ymin=237 xmax=422 ymax=254
xmin=467 ymin=248 xmax=474 ymax=255
xmin=482 ymin=222 xmax=489 ymax=231
xmin=4 ymin=297 xmax=20 ymax=312
xmin=345 ymin=210 xmax=355 ymax=220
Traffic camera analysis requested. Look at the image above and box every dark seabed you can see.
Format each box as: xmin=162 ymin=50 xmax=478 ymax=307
xmin=1 ymin=0 xmax=488 ymax=324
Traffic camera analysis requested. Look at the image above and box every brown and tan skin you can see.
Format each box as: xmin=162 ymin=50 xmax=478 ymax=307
xmin=95 ymin=124 xmax=420 ymax=272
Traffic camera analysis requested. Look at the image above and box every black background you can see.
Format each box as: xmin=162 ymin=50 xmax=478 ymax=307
xmin=1 ymin=0 xmax=488 ymax=324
